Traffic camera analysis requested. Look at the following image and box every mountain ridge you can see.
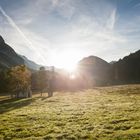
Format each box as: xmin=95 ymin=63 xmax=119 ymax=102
xmin=0 ymin=35 xmax=41 ymax=70
xmin=0 ymin=35 xmax=140 ymax=85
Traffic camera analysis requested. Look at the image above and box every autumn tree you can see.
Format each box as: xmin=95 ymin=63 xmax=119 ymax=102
xmin=8 ymin=65 xmax=31 ymax=98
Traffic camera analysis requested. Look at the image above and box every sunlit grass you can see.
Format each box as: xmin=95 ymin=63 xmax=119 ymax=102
xmin=0 ymin=85 xmax=140 ymax=140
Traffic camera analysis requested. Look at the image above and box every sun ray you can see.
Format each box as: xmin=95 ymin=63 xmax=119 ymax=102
xmin=50 ymin=48 xmax=81 ymax=72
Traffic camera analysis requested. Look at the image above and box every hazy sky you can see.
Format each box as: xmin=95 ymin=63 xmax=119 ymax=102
xmin=0 ymin=0 xmax=140 ymax=67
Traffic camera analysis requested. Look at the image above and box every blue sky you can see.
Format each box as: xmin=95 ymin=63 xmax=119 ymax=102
xmin=0 ymin=0 xmax=140 ymax=67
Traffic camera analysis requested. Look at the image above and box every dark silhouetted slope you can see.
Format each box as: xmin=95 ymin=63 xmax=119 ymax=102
xmin=113 ymin=50 xmax=140 ymax=83
xmin=78 ymin=56 xmax=111 ymax=86
xmin=0 ymin=35 xmax=41 ymax=70
xmin=0 ymin=36 xmax=24 ymax=69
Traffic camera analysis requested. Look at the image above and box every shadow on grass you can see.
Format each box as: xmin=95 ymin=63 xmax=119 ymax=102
xmin=0 ymin=97 xmax=37 ymax=114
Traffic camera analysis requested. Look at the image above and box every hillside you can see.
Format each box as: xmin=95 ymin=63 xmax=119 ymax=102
xmin=112 ymin=50 xmax=140 ymax=84
xmin=78 ymin=56 xmax=111 ymax=86
xmin=0 ymin=35 xmax=140 ymax=85
xmin=0 ymin=35 xmax=40 ymax=70
xmin=20 ymin=55 xmax=41 ymax=70
xmin=0 ymin=36 xmax=24 ymax=69
xmin=78 ymin=51 xmax=140 ymax=86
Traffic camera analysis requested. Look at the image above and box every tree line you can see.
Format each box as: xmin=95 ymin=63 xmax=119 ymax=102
xmin=0 ymin=49 xmax=140 ymax=98
xmin=0 ymin=65 xmax=55 ymax=98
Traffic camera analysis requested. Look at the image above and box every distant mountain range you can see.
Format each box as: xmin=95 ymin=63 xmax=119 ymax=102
xmin=78 ymin=50 xmax=140 ymax=85
xmin=0 ymin=35 xmax=140 ymax=85
xmin=112 ymin=50 xmax=140 ymax=84
xmin=0 ymin=36 xmax=41 ymax=70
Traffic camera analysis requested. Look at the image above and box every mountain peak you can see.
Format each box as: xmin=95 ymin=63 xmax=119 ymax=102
xmin=0 ymin=35 xmax=40 ymax=70
xmin=79 ymin=55 xmax=109 ymax=67
xmin=0 ymin=36 xmax=5 ymax=45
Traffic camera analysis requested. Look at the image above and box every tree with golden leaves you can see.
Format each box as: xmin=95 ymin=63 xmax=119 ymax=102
xmin=8 ymin=65 xmax=31 ymax=98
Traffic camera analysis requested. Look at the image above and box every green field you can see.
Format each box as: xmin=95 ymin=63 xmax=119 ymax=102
xmin=0 ymin=85 xmax=140 ymax=140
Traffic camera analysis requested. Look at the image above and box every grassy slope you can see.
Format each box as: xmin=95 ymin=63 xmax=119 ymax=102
xmin=0 ymin=85 xmax=140 ymax=140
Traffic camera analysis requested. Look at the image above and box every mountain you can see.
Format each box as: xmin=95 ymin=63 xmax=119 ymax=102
xmin=20 ymin=55 xmax=41 ymax=70
xmin=78 ymin=56 xmax=111 ymax=86
xmin=112 ymin=50 xmax=140 ymax=84
xmin=110 ymin=61 xmax=117 ymax=64
xmin=78 ymin=50 xmax=140 ymax=87
xmin=0 ymin=36 xmax=24 ymax=69
xmin=1 ymin=35 xmax=140 ymax=86
xmin=0 ymin=35 xmax=40 ymax=70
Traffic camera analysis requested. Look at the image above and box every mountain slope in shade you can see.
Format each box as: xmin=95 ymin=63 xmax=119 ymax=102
xmin=0 ymin=35 xmax=40 ymax=70
xmin=20 ymin=55 xmax=41 ymax=70
xmin=113 ymin=50 xmax=140 ymax=83
xmin=0 ymin=36 xmax=24 ymax=69
xmin=78 ymin=56 xmax=111 ymax=86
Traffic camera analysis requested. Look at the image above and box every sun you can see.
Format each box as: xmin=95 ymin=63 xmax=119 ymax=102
xmin=64 ymin=64 xmax=77 ymax=73
xmin=69 ymin=73 xmax=76 ymax=79
xmin=50 ymin=48 xmax=81 ymax=72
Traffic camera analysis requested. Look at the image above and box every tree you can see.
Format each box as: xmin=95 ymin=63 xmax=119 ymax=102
xmin=0 ymin=69 xmax=9 ymax=93
xmin=8 ymin=65 xmax=31 ymax=98
xmin=38 ymin=67 xmax=48 ymax=96
xmin=47 ymin=66 xmax=55 ymax=97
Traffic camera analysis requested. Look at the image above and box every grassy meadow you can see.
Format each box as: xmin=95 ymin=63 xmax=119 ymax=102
xmin=0 ymin=85 xmax=140 ymax=140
